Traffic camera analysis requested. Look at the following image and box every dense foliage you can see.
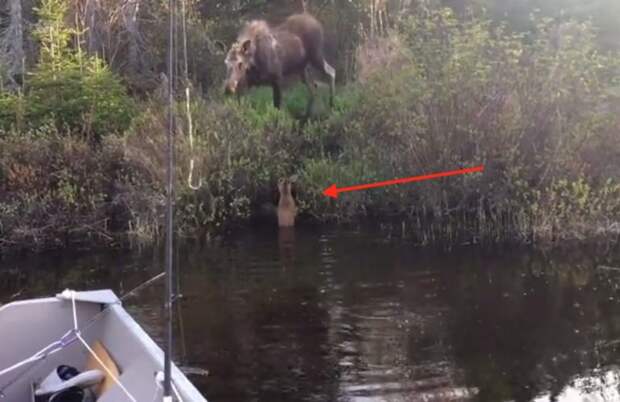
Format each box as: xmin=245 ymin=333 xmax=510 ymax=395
xmin=296 ymin=8 xmax=620 ymax=244
xmin=0 ymin=129 xmax=154 ymax=250
xmin=1 ymin=0 xmax=619 ymax=253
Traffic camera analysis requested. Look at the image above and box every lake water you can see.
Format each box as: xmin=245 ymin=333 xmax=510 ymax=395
xmin=1 ymin=227 xmax=620 ymax=402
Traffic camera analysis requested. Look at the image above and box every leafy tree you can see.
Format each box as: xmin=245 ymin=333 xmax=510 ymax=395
xmin=1 ymin=0 xmax=135 ymax=138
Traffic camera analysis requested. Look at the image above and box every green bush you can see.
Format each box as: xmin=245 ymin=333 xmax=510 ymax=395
xmin=2 ymin=4 xmax=619 ymax=253
xmin=120 ymin=7 xmax=619 ymax=245
xmin=0 ymin=0 xmax=135 ymax=139
xmin=25 ymin=58 xmax=135 ymax=138
xmin=0 ymin=92 xmax=26 ymax=132
xmin=0 ymin=128 xmax=152 ymax=252
xmin=122 ymin=95 xmax=300 ymax=236
xmin=295 ymin=7 xmax=620 ymax=244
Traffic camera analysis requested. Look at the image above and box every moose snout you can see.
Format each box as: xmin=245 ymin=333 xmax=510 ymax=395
xmin=224 ymin=80 xmax=238 ymax=95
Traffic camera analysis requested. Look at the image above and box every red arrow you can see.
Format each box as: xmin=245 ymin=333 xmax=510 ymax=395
xmin=323 ymin=165 xmax=484 ymax=199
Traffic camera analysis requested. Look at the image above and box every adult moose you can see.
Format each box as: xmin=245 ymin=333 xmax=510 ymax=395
xmin=222 ymin=11 xmax=336 ymax=110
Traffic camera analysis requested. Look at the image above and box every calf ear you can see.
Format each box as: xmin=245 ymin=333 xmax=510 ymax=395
xmin=213 ymin=40 xmax=227 ymax=55
xmin=241 ymin=39 xmax=252 ymax=54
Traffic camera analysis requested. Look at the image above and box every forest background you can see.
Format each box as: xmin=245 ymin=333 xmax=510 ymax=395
xmin=1 ymin=0 xmax=619 ymax=253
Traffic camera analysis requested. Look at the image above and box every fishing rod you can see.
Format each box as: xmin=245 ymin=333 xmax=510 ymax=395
xmin=164 ymin=0 xmax=176 ymax=397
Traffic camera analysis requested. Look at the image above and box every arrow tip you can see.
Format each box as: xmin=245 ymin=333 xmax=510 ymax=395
xmin=323 ymin=184 xmax=339 ymax=199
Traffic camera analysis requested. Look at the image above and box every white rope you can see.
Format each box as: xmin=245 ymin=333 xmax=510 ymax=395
xmin=70 ymin=291 xmax=137 ymax=402
xmin=1 ymin=275 xmax=168 ymax=395
xmin=186 ymin=91 xmax=201 ymax=191
xmin=70 ymin=291 xmax=79 ymax=329
xmin=180 ymin=0 xmax=201 ymax=191
xmin=0 ymin=296 xmax=114 ymax=391
xmin=0 ymin=327 xmax=79 ymax=396
xmin=0 ymin=338 xmax=66 ymax=378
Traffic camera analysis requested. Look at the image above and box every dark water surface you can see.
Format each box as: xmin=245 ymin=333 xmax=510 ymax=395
xmin=2 ymin=227 xmax=620 ymax=402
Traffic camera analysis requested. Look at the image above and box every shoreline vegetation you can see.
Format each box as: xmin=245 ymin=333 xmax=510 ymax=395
xmin=1 ymin=1 xmax=620 ymax=255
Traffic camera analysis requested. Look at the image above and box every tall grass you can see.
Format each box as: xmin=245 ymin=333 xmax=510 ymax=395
xmin=1 ymin=7 xmax=619 ymax=253
xmin=282 ymin=8 xmax=620 ymax=245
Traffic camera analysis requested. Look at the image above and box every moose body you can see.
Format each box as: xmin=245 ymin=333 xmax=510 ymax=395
xmin=223 ymin=13 xmax=336 ymax=109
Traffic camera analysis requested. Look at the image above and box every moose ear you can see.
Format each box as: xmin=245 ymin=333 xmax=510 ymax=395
xmin=213 ymin=40 xmax=227 ymax=55
xmin=241 ymin=39 xmax=252 ymax=54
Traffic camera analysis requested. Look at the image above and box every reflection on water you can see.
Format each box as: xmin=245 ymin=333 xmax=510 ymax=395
xmin=1 ymin=227 xmax=620 ymax=402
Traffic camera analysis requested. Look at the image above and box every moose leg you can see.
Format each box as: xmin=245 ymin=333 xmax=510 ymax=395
xmin=310 ymin=52 xmax=336 ymax=108
xmin=271 ymin=80 xmax=282 ymax=109
xmin=301 ymin=67 xmax=317 ymax=118
xmin=301 ymin=67 xmax=316 ymax=97
xmin=323 ymin=60 xmax=336 ymax=108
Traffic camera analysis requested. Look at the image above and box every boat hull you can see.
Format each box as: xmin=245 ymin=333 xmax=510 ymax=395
xmin=0 ymin=290 xmax=207 ymax=402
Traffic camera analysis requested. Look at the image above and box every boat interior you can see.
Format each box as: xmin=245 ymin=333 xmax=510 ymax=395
xmin=0 ymin=290 xmax=205 ymax=402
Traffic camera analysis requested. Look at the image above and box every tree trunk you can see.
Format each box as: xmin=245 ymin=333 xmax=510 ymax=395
xmin=123 ymin=0 xmax=143 ymax=75
xmin=84 ymin=0 xmax=101 ymax=55
xmin=1 ymin=0 xmax=26 ymax=88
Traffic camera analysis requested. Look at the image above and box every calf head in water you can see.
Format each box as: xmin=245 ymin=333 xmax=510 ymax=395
xmin=277 ymin=176 xmax=297 ymax=227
